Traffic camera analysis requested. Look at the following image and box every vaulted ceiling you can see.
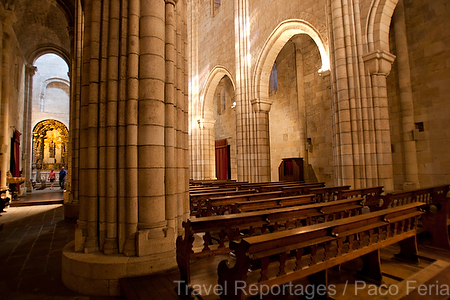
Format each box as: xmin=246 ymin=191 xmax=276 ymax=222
xmin=2 ymin=0 xmax=75 ymax=63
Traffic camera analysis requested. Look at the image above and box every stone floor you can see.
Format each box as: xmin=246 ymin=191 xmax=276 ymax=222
xmin=0 ymin=191 xmax=119 ymax=300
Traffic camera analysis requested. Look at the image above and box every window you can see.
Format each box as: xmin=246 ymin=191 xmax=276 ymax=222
xmin=269 ymin=62 xmax=278 ymax=93
xmin=212 ymin=0 xmax=221 ymax=16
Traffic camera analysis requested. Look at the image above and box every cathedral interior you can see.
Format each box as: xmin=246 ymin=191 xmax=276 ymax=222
xmin=0 ymin=0 xmax=449 ymax=299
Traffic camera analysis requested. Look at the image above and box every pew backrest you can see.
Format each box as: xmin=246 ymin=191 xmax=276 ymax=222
xmin=217 ymin=202 xmax=425 ymax=299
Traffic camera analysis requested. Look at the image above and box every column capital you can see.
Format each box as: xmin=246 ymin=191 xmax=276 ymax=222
xmin=362 ymin=50 xmax=396 ymax=76
xmin=197 ymin=118 xmax=215 ymax=129
xmin=251 ymin=98 xmax=273 ymax=113
xmin=1 ymin=9 xmax=16 ymax=29
xmin=26 ymin=64 xmax=37 ymax=76
xmin=165 ymin=0 xmax=178 ymax=5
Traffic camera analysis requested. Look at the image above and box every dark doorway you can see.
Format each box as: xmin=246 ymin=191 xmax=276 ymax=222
xmin=215 ymin=139 xmax=230 ymax=180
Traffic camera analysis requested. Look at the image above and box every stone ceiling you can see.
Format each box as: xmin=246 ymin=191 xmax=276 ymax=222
xmin=2 ymin=0 xmax=74 ymax=63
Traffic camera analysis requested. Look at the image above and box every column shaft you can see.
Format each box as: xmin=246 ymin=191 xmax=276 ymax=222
xmin=165 ymin=0 xmax=177 ymax=229
xmin=124 ymin=0 xmax=139 ymax=256
xmin=393 ymin=0 xmax=420 ymax=189
xmin=104 ymin=0 xmax=121 ymax=254
xmin=138 ymin=0 xmax=166 ymax=230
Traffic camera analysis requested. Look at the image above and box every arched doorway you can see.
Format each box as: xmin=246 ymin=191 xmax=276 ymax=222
xmin=32 ymin=120 xmax=69 ymax=183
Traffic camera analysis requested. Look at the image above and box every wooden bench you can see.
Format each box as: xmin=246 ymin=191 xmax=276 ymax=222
xmin=380 ymin=184 xmax=450 ymax=250
xmin=199 ymin=185 xmax=355 ymax=217
xmin=175 ymin=197 xmax=365 ymax=296
xmin=217 ymin=202 xmax=426 ymax=300
xmin=308 ymin=185 xmax=352 ymax=202
xmin=232 ymin=194 xmax=315 ymax=213
xmin=336 ymin=186 xmax=385 ymax=210
xmin=254 ymin=182 xmax=325 ymax=193
xmin=204 ymin=191 xmax=285 ymax=216
xmin=190 ymin=189 xmax=258 ymax=217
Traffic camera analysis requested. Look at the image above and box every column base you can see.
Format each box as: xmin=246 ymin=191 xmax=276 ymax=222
xmin=62 ymin=240 xmax=177 ymax=296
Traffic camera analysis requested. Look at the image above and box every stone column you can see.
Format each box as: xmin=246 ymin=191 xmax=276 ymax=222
xmin=251 ymin=98 xmax=272 ymax=182
xmin=0 ymin=9 xmax=15 ymax=191
xmin=77 ymin=0 xmax=100 ymax=253
xmin=393 ymin=0 xmax=420 ymax=190
xmin=180 ymin=0 xmax=190 ymax=221
xmin=197 ymin=119 xmax=216 ymax=180
xmin=23 ymin=64 xmax=36 ymax=194
xmin=63 ymin=0 xmax=187 ymax=296
xmin=70 ymin=0 xmax=84 ymax=204
xmin=124 ymin=0 xmax=139 ymax=256
xmin=234 ymin=0 xmax=257 ymax=182
xmin=137 ymin=0 xmax=166 ymax=231
xmin=165 ymin=0 xmax=177 ymax=229
xmin=104 ymin=0 xmax=120 ymax=254
xmin=0 ymin=7 xmax=3 ymax=189
xmin=363 ymin=50 xmax=396 ymax=191
xmin=294 ymin=46 xmax=309 ymax=181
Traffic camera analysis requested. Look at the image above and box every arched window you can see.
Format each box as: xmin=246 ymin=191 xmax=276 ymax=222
xmin=269 ymin=62 xmax=278 ymax=93
xmin=212 ymin=0 xmax=221 ymax=16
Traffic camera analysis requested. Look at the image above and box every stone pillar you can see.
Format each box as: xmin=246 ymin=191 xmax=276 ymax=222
xmin=77 ymin=0 xmax=101 ymax=253
xmin=165 ymin=0 xmax=177 ymax=229
xmin=0 ymin=9 xmax=15 ymax=191
xmin=0 ymin=7 xmax=3 ymax=190
xmin=23 ymin=64 xmax=36 ymax=194
xmin=69 ymin=0 xmax=84 ymax=205
xmin=63 ymin=0 xmax=188 ymax=296
xmin=234 ymin=0 xmax=257 ymax=182
xmin=251 ymin=98 xmax=272 ymax=182
xmin=197 ymin=119 xmax=216 ymax=180
xmin=137 ymin=0 xmax=166 ymax=232
xmin=393 ymin=0 xmax=420 ymax=190
xmin=294 ymin=46 xmax=309 ymax=181
xmin=123 ymin=0 xmax=139 ymax=256
xmin=330 ymin=0 xmax=354 ymax=187
xmin=363 ymin=50 xmax=396 ymax=191
xmin=104 ymin=0 xmax=120 ymax=254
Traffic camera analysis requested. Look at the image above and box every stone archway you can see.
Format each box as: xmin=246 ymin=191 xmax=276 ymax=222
xmin=32 ymin=119 xmax=69 ymax=183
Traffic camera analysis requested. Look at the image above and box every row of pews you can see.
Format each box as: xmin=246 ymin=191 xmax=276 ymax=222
xmin=177 ymin=180 xmax=450 ymax=299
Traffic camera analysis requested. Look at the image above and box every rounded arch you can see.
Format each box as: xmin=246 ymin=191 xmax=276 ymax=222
xmin=366 ymin=0 xmax=399 ymax=53
xmin=38 ymin=77 xmax=70 ymax=112
xmin=199 ymin=66 xmax=236 ymax=121
xmin=253 ymin=19 xmax=330 ymax=102
xmin=28 ymin=45 xmax=71 ymax=67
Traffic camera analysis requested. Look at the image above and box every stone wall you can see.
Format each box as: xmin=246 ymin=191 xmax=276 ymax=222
xmin=388 ymin=0 xmax=450 ymax=188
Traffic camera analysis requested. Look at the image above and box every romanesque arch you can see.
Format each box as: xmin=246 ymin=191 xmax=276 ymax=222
xmin=192 ymin=66 xmax=236 ymax=180
xmin=200 ymin=66 xmax=236 ymax=122
xmin=253 ymin=19 xmax=330 ymax=103
xmin=366 ymin=0 xmax=399 ymax=53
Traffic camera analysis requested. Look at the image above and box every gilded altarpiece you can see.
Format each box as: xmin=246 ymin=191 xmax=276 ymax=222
xmin=32 ymin=120 xmax=69 ymax=182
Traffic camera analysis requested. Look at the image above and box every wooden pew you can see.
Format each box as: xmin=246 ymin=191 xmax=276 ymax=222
xmin=380 ymin=184 xmax=450 ymax=250
xmin=217 ymin=202 xmax=426 ymax=300
xmin=205 ymin=191 xmax=285 ymax=216
xmin=199 ymin=185 xmax=353 ymax=217
xmin=175 ymin=197 xmax=365 ymax=296
xmin=232 ymin=194 xmax=315 ymax=213
xmin=190 ymin=189 xmax=257 ymax=217
xmin=253 ymin=182 xmax=325 ymax=194
xmin=307 ymin=185 xmax=352 ymax=202
xmin=336 ymin=186 xmax=385 ymax=210
xmin=190 ymin=182 xmax=325 ymax=217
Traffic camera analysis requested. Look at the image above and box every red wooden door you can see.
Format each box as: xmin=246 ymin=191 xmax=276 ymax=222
xmin=215 ymin=140 xmax=229 ymax=180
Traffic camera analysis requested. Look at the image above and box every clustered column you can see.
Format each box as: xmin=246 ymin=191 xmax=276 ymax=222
xmin=23 ymin=64 xmax=37 ymax=194
xmin=0 ymin=9 xmax=15 ymax=190
xmin=73 ymin=0 xmax=188 ymax=256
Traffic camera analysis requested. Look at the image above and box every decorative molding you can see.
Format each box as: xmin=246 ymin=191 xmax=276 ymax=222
xmin=251 ymin=98 xmax=273 ymax=113
xmin=362 ymin=50 xmax=396 ymax=76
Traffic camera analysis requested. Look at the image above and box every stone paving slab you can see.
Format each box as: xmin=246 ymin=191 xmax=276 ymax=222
xmin=0 ymin=204 xmax=119 ymax=300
